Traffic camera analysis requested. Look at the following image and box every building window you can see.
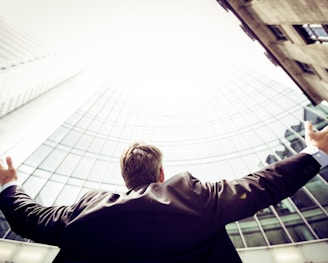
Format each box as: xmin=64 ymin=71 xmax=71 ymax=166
xmin=267 ymin=25 xmax=288 ymax=41
xmin=295 ymin=61 xmax=316 ymax=74
xmin=294 ymin=24 xmax=328 ymax=44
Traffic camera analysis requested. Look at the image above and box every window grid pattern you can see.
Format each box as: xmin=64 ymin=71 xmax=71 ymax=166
xmin=1 ymin=65 xmax=328 ymax=249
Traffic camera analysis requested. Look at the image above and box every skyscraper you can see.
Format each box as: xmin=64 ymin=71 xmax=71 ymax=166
xmin=0 ymin=18 xmax=83 ymax=119
xmin=1 ymin=61 xmax=328 ymax=262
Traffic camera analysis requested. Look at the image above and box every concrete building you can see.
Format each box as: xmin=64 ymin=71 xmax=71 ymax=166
xmin=216 ymin=0 xmax=328 ymax=105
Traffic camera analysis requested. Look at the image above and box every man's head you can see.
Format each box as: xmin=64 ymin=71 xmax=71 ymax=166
xmin=120 ymin=142 xmax=164 ymax=189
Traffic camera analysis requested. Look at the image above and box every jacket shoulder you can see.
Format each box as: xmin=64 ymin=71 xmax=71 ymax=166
xmin=164 ymin=171 xmax=197 ymax=186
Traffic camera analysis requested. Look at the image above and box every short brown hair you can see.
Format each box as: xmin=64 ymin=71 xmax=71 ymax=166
xmin=120 ymin=142 xmax=163 ymax=189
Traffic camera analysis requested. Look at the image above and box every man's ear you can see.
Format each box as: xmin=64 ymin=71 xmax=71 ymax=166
xmin=159 ymin=167 xmax=165 ymax=183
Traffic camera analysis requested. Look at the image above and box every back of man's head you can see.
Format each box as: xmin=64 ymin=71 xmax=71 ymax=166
xmin=120 ymin=142 xmax=163 ymax=189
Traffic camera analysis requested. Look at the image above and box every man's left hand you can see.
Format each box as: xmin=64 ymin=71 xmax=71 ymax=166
xmin=0 ymin=156 xmax=17 ymax=186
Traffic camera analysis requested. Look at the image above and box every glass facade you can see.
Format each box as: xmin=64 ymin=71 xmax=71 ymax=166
xmin=0 ymin=18 xmax=82 ymax=118
xmin=0 ymin=63 xmax=328 ymax=250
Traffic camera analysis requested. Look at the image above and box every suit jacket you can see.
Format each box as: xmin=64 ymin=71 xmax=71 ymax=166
xmin=0 ymin=153 xmax=321 ymax=263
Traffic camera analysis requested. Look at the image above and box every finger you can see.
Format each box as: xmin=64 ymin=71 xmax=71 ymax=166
xmin=304 ymin=121 xmax=313 ymax=140
xmin=6 ymin=156 xmax=14 ymax=170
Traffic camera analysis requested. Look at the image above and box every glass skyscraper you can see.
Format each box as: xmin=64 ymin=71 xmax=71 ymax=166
xmin=1 ymin=62 xmax=327 ymax=262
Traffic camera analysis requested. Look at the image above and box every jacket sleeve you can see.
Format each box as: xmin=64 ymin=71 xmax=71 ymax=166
xmin=0 ymin=185 xmax=75 ymax=246
xmin=191 ymin=153 xmax=321 ymax=226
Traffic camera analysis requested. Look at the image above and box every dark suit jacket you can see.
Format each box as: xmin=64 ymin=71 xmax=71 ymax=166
xmin=0 ymin=153 xmax=321 ymax=262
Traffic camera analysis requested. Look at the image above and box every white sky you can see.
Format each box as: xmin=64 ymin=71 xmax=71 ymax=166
xmin=0 ymin=0 xmax=297 ymax=86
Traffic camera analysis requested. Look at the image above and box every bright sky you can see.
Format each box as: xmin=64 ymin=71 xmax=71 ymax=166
xmin=0 ymin=0 xmax=296 ymax=86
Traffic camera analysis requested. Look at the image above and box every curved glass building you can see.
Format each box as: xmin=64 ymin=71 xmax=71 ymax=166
xmin=1 ymin=62 xmax=327 ymax=262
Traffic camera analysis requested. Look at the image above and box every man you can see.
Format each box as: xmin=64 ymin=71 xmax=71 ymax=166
xmin=0 ymin=121 xmax=328 ymax=263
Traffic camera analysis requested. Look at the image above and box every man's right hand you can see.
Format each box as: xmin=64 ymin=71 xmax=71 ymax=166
xmin=305 ymin=121 xmax=328 ymax=154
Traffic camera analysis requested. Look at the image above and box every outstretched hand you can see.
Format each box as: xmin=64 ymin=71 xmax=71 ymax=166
xmin=0 ymin=156 xmax=17 ymax=186
xmin=305 ymin=121 xmax=328 ymax=154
